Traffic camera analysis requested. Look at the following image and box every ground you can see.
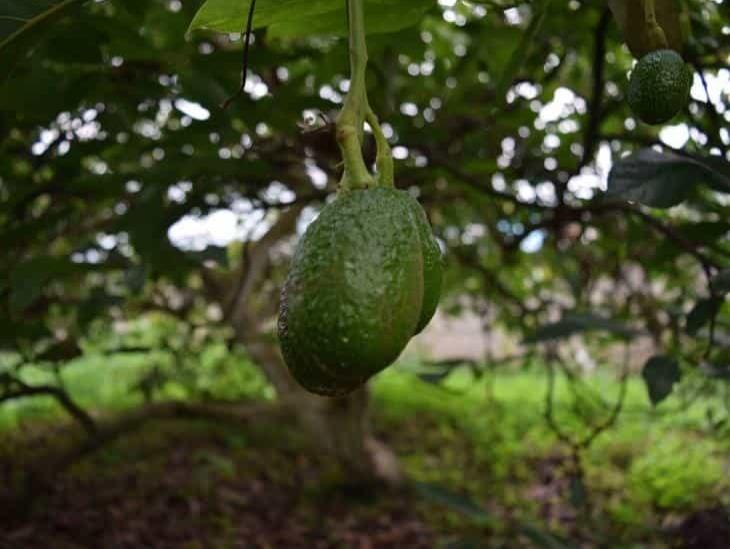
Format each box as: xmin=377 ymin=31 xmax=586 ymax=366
xmin=1 ymin=361 xmax=729 ymax=548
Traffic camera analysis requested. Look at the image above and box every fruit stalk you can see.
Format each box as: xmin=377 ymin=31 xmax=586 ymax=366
xmin=336 ymin=0 xmax=374 ymax=191
xmin=643 ymin=0 xmax=668 ymax=50
xmin=366 ymin=109 xmax=394 ymax=187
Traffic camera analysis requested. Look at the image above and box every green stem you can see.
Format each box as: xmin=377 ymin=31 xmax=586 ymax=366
xmin=644 ymin=0 xmax=668 ymax=50
xmin=336 ymin=0 xmax=374 ymax=191
xmin=366 ymin=108 xmax=394 ymax=187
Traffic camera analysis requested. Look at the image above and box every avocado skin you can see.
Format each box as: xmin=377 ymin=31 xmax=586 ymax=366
xmin=278 ymin=187 xmax=424 ymax=396
xmin=404 ymin=195 xmax=443 ymax=334
xmin=628 ymin=49 xmax=691 ymax=125
xmin=278 ymin=286 xmax=363 ymax=397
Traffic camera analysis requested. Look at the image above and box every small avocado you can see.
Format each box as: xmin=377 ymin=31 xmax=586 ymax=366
xmin=627 ymin=49 xmax=692 ymax=125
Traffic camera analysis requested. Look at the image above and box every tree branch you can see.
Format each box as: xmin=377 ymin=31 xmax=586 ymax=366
xmin=578 ymin=7 xmax=611 ymax=172
xmin=0 ymin=376 xmax=97 ymax=437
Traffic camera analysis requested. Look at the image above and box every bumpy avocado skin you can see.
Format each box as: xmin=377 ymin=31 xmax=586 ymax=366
xmin=278 ymin=287 xmax=363 ymax=397
xmin=627 ymin=49 xmax=691 ymax=125
xmin=404 ymin=195 xmax=443 ymax=334
xmin=278 ymin=187 xmax=424 ymax=396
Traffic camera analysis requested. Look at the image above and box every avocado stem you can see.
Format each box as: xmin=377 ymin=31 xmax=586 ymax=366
xmin=643 ymin=0 xmax=668 ymax=50
xmin=336 ymin=0 xmax=374 ymax=191
xmin=366 ymin=109 xmax=394 ymax=187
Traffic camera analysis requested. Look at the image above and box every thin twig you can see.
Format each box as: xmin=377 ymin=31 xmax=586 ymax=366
xmin=577 ymin=7 xmax=611 ymax=172
xmin=0 ymin=375 xmax=97 ymax=436
xmin=224 ymin=240 xmax=253 ymax=321
xmin=221 ymin=0 xmax=258 ymax=110
xmin=579 ymin=343 xmax=629 ymax=448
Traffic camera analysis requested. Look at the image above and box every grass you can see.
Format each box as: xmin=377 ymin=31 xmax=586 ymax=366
xmin=2 ymin=351 xmax=729 ymax=546
xmin=372 ymin=362 xmax=730 ymax=545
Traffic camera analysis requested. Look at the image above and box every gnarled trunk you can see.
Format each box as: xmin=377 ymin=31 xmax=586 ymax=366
xmin=211 ymin=205 xmax=401 ymax=486
xmin=241 ymin=335 xmax=402 ymax=486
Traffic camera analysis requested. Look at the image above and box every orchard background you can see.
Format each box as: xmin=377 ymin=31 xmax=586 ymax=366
xmin=1 ymin=0 xmax=729 ymax=546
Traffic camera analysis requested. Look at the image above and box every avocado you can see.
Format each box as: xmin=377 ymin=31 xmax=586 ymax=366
xmin=404 ymin=195 xmax=443 ymax=334
xmin=627 ymin=49 xmax=692 ymax=125
xmin=278 ymin=186 xmax=424 ymax=396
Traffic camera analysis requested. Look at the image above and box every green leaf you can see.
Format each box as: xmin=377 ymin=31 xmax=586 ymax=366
xmin=686 ymin=298 xmax=722 ymax=336
xmin=568 ymin=475 xmax=587 ymax=508
xmin=641 ymin=355 xmax=681 ymax=406
xmin=518 ymin=523 xmax=576 ymax=549
xmin=36 ymin=338 xmax=82 ymax=362
xmin=414 ymin=482 xmax=490 ymax=522
xmin=701 ymin=362 xmax=730 ymax=380
xmin=701 ymin=349 xmax=730 ymax=379
xmin=711 ymin=270 xmax=730 ymax=295
xmin=124 ymin=266 xmax=147 ymax=293
xmin=607 ymin=149 xmax=730 ymax=208
xmin=441 ymin=540 xmax=483 ymax=549
xmin=0 ymin=0 xmax=88 ymax=82
xmin=78 ymin=289 xmax=123 ymax=328
xmin=269 ymin=1 xmax=432 ymax=38
xmin=524 ymin=312 xmax=636 ymax=344
xmin=189 ymin=0 xmax=336 ymax=35
xmin=8 ymin=256 xmax=76 ymax=314
xmin=188 ymin=0 xmax=432 ymax=38
xmin=417 ymin=359 xmax=466 ymax=385
xmin=0 ymin=317 xmax=50 ymax=349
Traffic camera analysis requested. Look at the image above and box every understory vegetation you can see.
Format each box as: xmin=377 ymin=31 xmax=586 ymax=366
xmin=2 ymin=349 xmax=728 ymax=548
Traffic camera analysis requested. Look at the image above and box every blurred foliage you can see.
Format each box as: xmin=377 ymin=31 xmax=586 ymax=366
xmin=0 ymin=0 xmax=729 ymax=452
xmin=628 ymin=435 xmax=724 ymax=510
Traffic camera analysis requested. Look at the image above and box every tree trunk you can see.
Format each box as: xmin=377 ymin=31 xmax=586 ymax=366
xmin=215 ymin=205 xmax=402 ymax=486
xmin=242 ymin=336 xmax=402 ymax=486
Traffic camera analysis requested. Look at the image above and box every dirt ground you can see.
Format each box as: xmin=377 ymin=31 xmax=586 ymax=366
xmin=2 ymin=418 xmax=728 ymax=548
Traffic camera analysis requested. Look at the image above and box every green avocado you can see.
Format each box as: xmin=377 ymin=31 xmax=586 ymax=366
xmin=278 ymin=186 xmax=424 ymax=396
xmin=627 ymin=49 xmax=692 ymax=125
xmin=404 ymin=195 xmax=443 ymax=334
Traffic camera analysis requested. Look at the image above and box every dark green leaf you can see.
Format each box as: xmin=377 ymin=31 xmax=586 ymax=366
xmin=686 ymin=298 xmax=722 ymax=336
xmin=36 ymin=338 xmax=82 ymax=362
xmin=189 ymin=0 xmax=432 ymax=37
xmin=268 ymin=1 xmax=432 ymax=38
xmin=641 ymin=355 xmax=681 ymax=406
xmin=0 ymin=0 xmax=88 ymax=82
xmin=0 ymin=317 xmax=50 ymax=349
xmin=700 ymin=362 xmax=730 ymax=380
xmin=676 ymin=221 xmax=730 ymax=244
xmin=417 ymin=359 xmax=466 ymax=384
xmin=519 ymin=523 xmax=576 ymax=549
xmin=414 ymin=482 xmax=490 ymax=522
xmin=524 ymin=313 xmax=636 ymax=344
xmin=607 ymin=149 xmax=730 ymax=208
xmin=124 ymin=266 xmax=147 ymax=293
xmin=712 ymin=270 xmax=730 ymax=295
xmin=8 ymin=256 xmax=76 ymax=314
xmin=77 ymin=289 xmax=123 ymax=328
xmin=569 ymin=475 xmax=587 ymax=508
xmin=441 ymin=540 xmax=483 ymax=549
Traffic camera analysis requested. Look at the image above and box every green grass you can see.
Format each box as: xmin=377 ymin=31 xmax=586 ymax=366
xmin=371 ymin=363 xmax=730 ymax=544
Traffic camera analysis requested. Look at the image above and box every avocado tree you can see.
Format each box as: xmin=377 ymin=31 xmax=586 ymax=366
xmin=1 ymin=0 xmax=729 ymax=498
